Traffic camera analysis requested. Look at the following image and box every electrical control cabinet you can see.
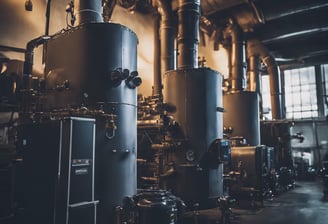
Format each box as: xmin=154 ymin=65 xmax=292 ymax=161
xmin=16 ymin=117 xmax=97 ymax=224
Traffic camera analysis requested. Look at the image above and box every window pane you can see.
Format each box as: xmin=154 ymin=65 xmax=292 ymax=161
xmin=284 ymin=66 xmax=318 ymax=119
xmin=292 ymin=93 xmax=301 ymax=105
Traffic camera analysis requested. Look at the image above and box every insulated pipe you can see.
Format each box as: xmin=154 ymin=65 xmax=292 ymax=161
xmin=226 ymin=20 xmax=245 ymax=92
xmin=246 ymin=39 xmax=283 ymax=119
xmin=264 ymin=55 xmax=283 ymax=120
xmin=154 ymin=0 xmax=175 ymax=95
xmin=177 ymin=0 xmax=200 ymax=68
xmin=247 ymin=55 xmax=260 ymax=92
xmin=74 ymin=0 xmax=103 ymax=25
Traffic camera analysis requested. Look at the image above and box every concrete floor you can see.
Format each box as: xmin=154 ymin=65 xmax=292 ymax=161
xmin=231 ymin=180 xmax=328 ymax=224
xmin=1 ymin=180 xmax=327 ymax=224
xmin=181 ymin=179 xmax=328 ymax=224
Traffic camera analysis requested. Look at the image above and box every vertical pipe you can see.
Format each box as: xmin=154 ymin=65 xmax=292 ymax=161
xmin=154 ymin=0 xmax=175 ymax=96
xmin=313 ymin=121 xmax=321 ymax=169
xmin=201 ymin=0 xmax=249 ymax=15
xmin=315 ymin=65 xmax=325 ymax=117
xmin=177 ymin=0 xmax=200 ymax=69
xmin=248 ymin=55 xmax=260 ymax=92
xmin=227 ymin=20 xmax=246 ymax=92
xmin=45 ymin=0 xmax=51 ymax=35
xmin=262 ymin=55 xmax=283 ymax=119
xmin=246 ymin=39 xmax=283 ymax=120
xmin=74 ymin=0 xmax=103 ymax=25
xmin=280 ymin=70 xmax=286 ymax=118
xmin=153 ymin=12 xmax=161 ymax=96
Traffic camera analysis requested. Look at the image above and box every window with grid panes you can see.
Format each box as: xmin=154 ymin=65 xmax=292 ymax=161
xmin=284 ymin=66 xmax=318 ymax=119
xmin=322 ymin=64 xmax=328 ymax=116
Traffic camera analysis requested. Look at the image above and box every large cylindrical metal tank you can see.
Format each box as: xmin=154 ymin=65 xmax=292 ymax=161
xmin=44 ymin=23 xmax=138 ymax=224
xmin=163 ymin=67 xmax=224 ymax=207
xmin=164 ymin=67 xmax=223 ymax=162
xmin=44 ymin=23 xmax=138 ymax=109
xmin=223 ymin=91 xmax=260 ymax=146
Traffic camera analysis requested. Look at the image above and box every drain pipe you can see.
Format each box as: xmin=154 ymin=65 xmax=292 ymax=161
xmin=246 ymin=39 xmax=283 ymax=119
xmin=177 ymin=0 xmax=200 ymax=68
xmin=74 ymin=0 xmax=103 ymax=25
xmin=154 ymin=0 xmax=175 ymax=95
xmin=225 ymin=19 xmax=246 ymax=92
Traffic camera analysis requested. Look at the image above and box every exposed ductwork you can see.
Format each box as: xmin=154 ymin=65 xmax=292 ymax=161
xmin=200 ymin=0 xmax=328 ymax=64
xmin=201 ymin=0 xmax=248 ymax=16
xmin=254 ymin=0 xmax=328 ymax=22
xmin=246 ymin=39 xmax=283 ymax=120
xmin=254 ymin=7 xmax=328 ymax=44
xmin=201 ymin=0 xmax=264 ymax=32
xmin=225 ymin=19 xmax=246 ymax=92
xmin=153 ymin=0 xmax=175 ymax=96
xmin=74 ymin=0 xmax=103 ymax=25
xmin=177 ymin=0 xmax=200 ymax=68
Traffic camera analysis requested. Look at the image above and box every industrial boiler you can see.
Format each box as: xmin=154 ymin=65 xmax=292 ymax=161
xmin=14 ymin=1 xmax=142 ymax=223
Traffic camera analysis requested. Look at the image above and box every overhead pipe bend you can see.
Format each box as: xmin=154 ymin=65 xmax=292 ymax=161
xmin=23 ymin=35 xmax=51 ymax=89
xmin=246 ymin=39 xmax=283 ymax=119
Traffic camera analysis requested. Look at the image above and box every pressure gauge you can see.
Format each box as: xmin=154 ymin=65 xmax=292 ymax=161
xmin=186 ymin=150 xmax=195 ymax=162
